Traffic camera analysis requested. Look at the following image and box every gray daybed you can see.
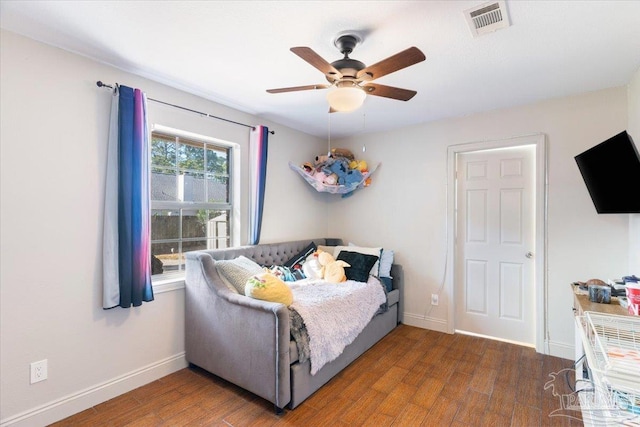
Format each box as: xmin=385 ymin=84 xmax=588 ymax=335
xmin=184 ymin=238 xmax=403 ymax=412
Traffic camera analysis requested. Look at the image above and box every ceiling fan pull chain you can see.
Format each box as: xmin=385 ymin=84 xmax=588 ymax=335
xmin=362 ymin=113 xmax=367 ymax=152
xmin=327 ymin=112 xmax=331 ymax=155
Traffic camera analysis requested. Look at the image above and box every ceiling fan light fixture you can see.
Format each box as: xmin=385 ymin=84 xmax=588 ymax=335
xmin=326 ymin=86 xmax=366 ymax=112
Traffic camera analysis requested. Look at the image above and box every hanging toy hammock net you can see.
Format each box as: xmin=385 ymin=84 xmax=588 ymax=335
xmin=289 ymin=161 xmax=379 ymax=196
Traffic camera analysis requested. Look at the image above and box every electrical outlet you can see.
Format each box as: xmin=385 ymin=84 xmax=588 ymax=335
xmin=431 ymin=294 xmax=439 ymax=306
xmin=30 ymin=359 xmax=48 ymax=384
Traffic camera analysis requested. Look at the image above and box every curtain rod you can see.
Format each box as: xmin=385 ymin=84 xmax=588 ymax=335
xmin=96 ymin=81 xmax=274 ymax=135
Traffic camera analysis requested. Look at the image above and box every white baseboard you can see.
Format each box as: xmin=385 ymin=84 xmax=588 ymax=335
xmin=402 ymin=312 xmax=450 ymax=333
xmin=0 ymin=352 xmax=187 ymax=427
xmin=547 ymin=340 xmax=575 ymax=360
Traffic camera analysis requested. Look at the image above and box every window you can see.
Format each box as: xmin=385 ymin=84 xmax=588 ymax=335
xmin=150 ymin=129 xmax=234 ymax=279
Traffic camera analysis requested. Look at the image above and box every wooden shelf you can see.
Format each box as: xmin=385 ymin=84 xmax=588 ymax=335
xmin=572 ymin=284 xmax=631 ymax=317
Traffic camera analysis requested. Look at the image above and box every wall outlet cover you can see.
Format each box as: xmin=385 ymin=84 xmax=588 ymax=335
xmin=30 ymin=359 xmax=48 ymax=384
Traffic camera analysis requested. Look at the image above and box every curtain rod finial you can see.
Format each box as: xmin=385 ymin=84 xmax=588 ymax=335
xmin=96 ymin=81 xmax=114 ymax=89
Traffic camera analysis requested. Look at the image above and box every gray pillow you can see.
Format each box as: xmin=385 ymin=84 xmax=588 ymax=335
xmin=215 ymin=256 xmax=263 ymax=294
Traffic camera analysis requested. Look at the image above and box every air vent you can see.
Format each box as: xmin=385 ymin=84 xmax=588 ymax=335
xmin=464 ymin=1 xmax=510 ymax=37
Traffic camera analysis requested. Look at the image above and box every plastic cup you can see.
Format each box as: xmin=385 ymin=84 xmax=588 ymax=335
xmin=626 ymin=283 xmax=640 ymax=315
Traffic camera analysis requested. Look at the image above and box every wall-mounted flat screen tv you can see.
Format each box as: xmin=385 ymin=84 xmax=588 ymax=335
xmin=575 ymin=130 xmax=640 ymax=214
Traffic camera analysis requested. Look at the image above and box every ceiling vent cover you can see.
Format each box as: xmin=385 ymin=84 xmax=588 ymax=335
xmin=464 ymin=0 xmax=510 ymax=37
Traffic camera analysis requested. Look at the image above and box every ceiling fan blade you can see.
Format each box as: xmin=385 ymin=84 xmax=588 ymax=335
xmin=357 ymin=47 xmax=425 ymax=81
xmin=362 ymin=83 xmax=417 ymax=101
xmin=266 ymin=84 xmax=330 ymax=94
xmin=290 ymin=47 xmax=343 ymax=80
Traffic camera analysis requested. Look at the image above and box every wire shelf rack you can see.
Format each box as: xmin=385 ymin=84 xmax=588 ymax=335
xmin=578 ymin=312 xmax=640 ymax=425
xmin=583 ymin=312 xmax=640 ymax=384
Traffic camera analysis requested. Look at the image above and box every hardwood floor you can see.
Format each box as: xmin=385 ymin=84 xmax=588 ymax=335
xmin=51 ymin=325 xmax=583 ymax=426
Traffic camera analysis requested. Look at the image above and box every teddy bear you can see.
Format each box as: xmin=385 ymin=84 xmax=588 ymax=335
xmin=316 ymin=250 xmax=350 ymax=283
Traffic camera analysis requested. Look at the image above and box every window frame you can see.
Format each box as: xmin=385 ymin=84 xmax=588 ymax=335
xmin=150 ymin=124 xmax=241 ymax=289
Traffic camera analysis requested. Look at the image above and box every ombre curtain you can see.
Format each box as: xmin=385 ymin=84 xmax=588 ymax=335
xmin=249 ymin=125 xmax=269 ymax=245
xmin=103 ymin=85 xmax=154 ymax=309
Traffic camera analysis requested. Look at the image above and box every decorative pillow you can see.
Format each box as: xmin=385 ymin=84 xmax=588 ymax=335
xmin=336 ymin=244 xmax=382 ymax=276
xmin=380 ymin=276 xmax=393 ymax=292
xmin=379 ymin=249 xmax=395 ymax=278
xmin=215 ymin=256 xmax=263 ymax=294
xmin=317 ymin=245 xmax=335 ymax=254
xmin=336 ymin=251 xmax=379 ymax=283
xmin=245 ymin=273 xmax=293 ymax=306
xmin=284 ymin=242 xmax=317 ymax=270
xmin=267 ymin=265 xmax=304 ymax=282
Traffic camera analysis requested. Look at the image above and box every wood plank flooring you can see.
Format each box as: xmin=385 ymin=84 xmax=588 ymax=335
xmin=51 ymin=325 xmax=583 ymax=426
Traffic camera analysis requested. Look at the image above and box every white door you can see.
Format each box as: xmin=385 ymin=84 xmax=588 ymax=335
xmin=455 ymin=145 xmax=536 ymax=345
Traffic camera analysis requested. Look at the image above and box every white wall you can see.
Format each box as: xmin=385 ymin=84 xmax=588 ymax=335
xmin=329 ymin=86 xmax=630 ymax=359
xmin=628 ymin=67 xmax=640 ymax=274
xmin=0 ymin=30 xmax=326 ymax=425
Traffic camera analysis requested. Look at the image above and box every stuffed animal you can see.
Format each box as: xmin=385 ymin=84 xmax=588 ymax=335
xmin=331 ymin=148 xmax=355 ymax=161
xmin=312 ymin=170 xmax=338 ymax=186
xmin=309 ymin=155 xmax=371 ymax=188
xmin=316 ymin=250 xmax=350 ymax=283
xmin=245 ymin=273 xmax=293 ymax=305
xmin=343 ymin=169 xmax=363 ymax=186
xmin=315 ymin=154 xmax=329 ymax=165
xmin=302 ymin=162 xmax=314 ymax=174
xmin=349 ymin=159 xmax=368 ymax=172
xmin=323 ymin=158 xmax=350 ymax=185
xmin=324 ymin=173 xmax=338 ymax=185
xmin=302 ymin=253 xmax=322 ymax=279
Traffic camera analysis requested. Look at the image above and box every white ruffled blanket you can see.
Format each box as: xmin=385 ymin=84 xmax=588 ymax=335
xmin=288 ymin=276 xmax=386 ymax=375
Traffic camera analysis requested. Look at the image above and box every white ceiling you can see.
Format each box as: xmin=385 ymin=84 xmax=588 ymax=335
xmin=1 ymin=1 xmax=640 ymax=139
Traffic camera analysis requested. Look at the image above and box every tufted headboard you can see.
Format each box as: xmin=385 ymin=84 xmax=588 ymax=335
xmin=193 ymin=238 xmax=344 ymax=266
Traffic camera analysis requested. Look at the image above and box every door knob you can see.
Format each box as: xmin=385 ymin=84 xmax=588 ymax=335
xmin=526 ymin=252 xmax=533 ymax=258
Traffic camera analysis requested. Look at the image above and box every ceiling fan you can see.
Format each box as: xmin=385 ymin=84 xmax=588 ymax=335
xmin=266 ymin=33 xmax=426 ymax=112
